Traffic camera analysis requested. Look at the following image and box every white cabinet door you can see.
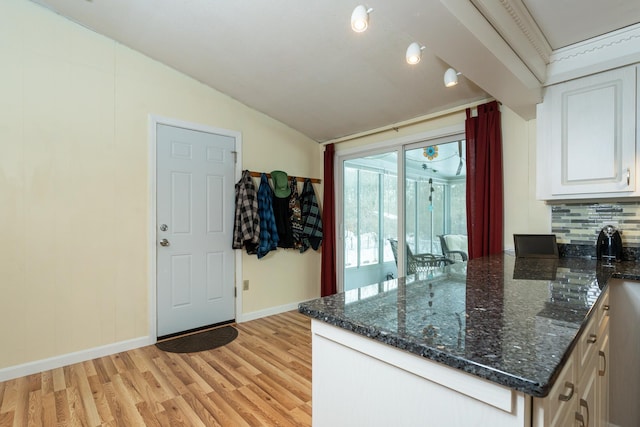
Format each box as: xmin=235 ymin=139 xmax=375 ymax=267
xmin=537 ymin=65 xmax=637 ymax=199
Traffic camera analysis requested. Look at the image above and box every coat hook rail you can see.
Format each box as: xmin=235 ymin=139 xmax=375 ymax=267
xmin=248 ymin=170 xmax=321 ymax=184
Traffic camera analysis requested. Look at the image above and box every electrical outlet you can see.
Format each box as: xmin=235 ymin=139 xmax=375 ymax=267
xmin=243 ymin=280 xmax=249 ymax=291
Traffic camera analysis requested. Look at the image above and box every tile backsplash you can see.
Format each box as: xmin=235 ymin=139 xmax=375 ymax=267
xmin=551 ymin=201 xmax=640 ymax=260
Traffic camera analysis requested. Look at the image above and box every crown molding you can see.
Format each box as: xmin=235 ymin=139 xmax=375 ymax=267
xmin=545 ymin=23 xmax=640 ymax=85
xmin=470 ymin=0 xmax=551 ymax=84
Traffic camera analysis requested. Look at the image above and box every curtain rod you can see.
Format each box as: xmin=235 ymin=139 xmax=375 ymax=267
xmin=248 ymin=171 xmax=321 ymax=184
xmin=321 ymin=98 xmax=497 ymax=146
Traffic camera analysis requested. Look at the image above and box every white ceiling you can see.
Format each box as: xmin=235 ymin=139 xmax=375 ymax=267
xmin=29 ymin=0 xmax=640 ymax=143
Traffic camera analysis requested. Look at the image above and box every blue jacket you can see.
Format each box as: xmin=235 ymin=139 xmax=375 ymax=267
xmin=257 ymin=173 xmax=279 ymax=258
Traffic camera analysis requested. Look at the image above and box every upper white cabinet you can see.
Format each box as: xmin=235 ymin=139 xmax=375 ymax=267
xmin=537 ymin=65 xmax=638 ymax=200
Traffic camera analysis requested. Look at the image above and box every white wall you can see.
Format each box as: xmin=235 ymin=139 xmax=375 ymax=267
xmin=0 ymin=0 xmax=321 ymax=371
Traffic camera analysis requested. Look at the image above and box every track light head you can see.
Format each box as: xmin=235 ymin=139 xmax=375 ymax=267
xmin=444 ymin=68 xmax=462 ymax=87
xmin=351 ymin=5 xmax=373 ymax=33
xmin=406 ymin=42 xmax=425 ymax=65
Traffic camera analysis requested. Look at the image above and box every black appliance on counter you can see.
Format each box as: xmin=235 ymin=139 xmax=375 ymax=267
xmin=596 ymin=225 xmax=623 ymax=263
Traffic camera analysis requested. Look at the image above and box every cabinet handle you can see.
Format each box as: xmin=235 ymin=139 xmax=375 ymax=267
xmin=599 ymin=350 xmax=607 ymax=376
xmin=587 ymin=333 xmax=597 ymax=344
xmin=627 ymin=168 xmax=631 ymax=186
xmin=579 ymin=398 xmax=590 ymax=427
xmin=559 ymin=381 xmax=574 ymax=401
xmin=575 ymin=412 xmax=585 ymax=427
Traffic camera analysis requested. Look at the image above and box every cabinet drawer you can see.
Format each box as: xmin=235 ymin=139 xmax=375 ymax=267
xmin=546 ymin=352 xmax=577 ymax=426
xmin=578 ymin=313 xmax=598 ymax=372
xmin=597 ymin=288 xmax=610 ymax=327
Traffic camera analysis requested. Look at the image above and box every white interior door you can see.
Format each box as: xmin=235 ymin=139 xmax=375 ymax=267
xmin=156 ymin=124 xmax=236 ymax=337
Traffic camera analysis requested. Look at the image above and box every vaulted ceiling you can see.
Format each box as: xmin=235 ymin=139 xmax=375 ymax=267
xmin=30 ymin=0 xmax=640 ymax=142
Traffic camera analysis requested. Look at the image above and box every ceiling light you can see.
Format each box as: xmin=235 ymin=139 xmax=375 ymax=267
xmin=351 ymin=5 xmax=373 ymax=33
xmin=444 ymin=68 xmax=462 ymax=87
xmin=406 ymin=42 xmax=425 ymax=65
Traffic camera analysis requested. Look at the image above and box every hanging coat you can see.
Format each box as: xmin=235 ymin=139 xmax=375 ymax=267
xmin=273 ymin=192 xmax=294 ymax=249
xmin=289 ymin=177 xmax=304 ymax=250
xmin=300 ymin=178 xmax=323 ymax=252
xmin=256 ymin=173 xmax=279 ymax=258
xmin=232 ymin=170 xmax=260 ymax=254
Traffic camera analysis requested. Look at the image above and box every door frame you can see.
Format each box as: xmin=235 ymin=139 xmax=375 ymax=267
xmin=148 ymin=114 xmax=244 ymax=342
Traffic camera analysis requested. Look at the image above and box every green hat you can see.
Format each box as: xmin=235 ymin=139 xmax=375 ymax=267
xmin=271 ymin=170 xmax=291 ymax=198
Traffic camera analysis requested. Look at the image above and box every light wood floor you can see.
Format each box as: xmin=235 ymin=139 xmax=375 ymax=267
xmin=0 ymin=310 xmax=312 ymax=427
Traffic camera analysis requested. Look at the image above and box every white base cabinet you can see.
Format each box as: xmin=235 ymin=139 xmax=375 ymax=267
xmin=533 ymin=289 xmax=610 ymax=427
xmin=537 ymin=65 xmax=638 ymax=200
xmin=311 ymin=320 xmax=530 ymax=427
xmin=309 ymin=288 xmax=611 ymax=427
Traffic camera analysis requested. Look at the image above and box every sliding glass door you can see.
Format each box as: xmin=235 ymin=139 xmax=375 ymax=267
xmin=337 ymin=131 xmax=467 ymax=291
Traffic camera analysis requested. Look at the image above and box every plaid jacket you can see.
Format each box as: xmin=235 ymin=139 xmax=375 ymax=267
xmin=300 ymin=178 xmax=323 ymax=252
xmin=257 ymin=173 xmax=279 ymax=258
xmin=232 ymin=170 xmax=260 ymax=254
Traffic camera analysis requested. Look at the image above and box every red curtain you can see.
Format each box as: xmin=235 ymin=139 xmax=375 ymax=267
xmin=321 ymin=143 xmax=337 ymax=296
xmin=465 ymin=101 xmax=503 ymax=260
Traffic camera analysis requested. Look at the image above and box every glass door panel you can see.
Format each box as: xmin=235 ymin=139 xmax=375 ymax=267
xmin=343 ymin=152 xmax=398 ymax=291
xmin=405 ymin=139 xmax=467 ymax=273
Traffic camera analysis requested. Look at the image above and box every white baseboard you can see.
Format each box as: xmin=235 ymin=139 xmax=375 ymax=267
xmin=0 ymin=336 xmax=153 ymax=382
xmin=239 ymin=300 xmax=311 ymax=323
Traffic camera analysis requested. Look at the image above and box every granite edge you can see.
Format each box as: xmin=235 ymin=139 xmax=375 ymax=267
xmin=298 ymin=268 xmax=640 ymax=397
xmin=298 ymin=305 xmax=549 ymax=396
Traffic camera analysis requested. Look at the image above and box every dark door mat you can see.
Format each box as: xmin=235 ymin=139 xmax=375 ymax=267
xmin=156 ymin=325 xmax=238 ymax=353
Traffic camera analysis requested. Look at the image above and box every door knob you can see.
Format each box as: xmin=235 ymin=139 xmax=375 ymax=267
xmin=159 ymin=239 xmax=170 ymax=247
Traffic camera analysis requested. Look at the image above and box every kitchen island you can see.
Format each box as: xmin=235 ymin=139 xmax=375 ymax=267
xmin=299 ymin=253 xmax=640 ymax=426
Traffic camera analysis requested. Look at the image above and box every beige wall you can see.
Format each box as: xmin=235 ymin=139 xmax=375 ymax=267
xmin=333 ymin=105 xmax=550 ymax=251
xmin=501 ymin=108 xmax=551 ymax=247
xmin=0 ymin=0 xmax=321 ymax=370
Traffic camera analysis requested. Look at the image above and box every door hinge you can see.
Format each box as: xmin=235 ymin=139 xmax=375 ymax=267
xmin=231 ymin=151 xmax=238 ymax=164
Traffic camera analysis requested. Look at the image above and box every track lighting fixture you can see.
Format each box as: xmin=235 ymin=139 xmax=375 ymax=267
xmin=444 ymin=68 xmax=462 ymax=87
xmin=406 ymin=42 xmax=425 ymax=65
xmin=351 ymin=5 xmax=373 ymax=33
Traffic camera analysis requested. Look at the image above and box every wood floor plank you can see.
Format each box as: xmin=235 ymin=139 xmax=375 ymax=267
xmin=26 ymin=389 xmax=42 ymax=427
xmin=40 ymin=391 xmax=57 ymax=427
xmin=108 ymin=375 xmax=146 ymax=426
xmin=0 ymin=378 xmax=16 ymax=414
xmin=53 ymin=389 xmax=70 ymax=425
xmin=166 ymin=354 xmax=213 ymax=394
xmin=0 ymin=310 xmax=313 ymax=427
xmin=185 ymin=383 xmax=230 ymax=427
xmin=0 ymin=411 xmax=13 ymax=427
xmin=66 ymin=385 xmax=89 ymax=427
xmin=39 ymin=371 xmax=53 ymax=396
xmin=12 ymin=377 xmax=29 ymax=427
xmin=206 ymin=387 xmax=262 ymax=427
xmin=126 ymin=368 xmax=167 ymax=414
xmin=69 ymin=363 xmax=102 ymax=426
xmin=135 ymin=401 xmax=164 ymax=427
xmin=236 ymin=384 xmax=301 ymax=427
xmin=177 ymin=388 xmax=219 ymax=427
xmin=82 ymin=360 xmax=98 ymax=378
xmin=86 ymin=374 xmax=114 ymax=424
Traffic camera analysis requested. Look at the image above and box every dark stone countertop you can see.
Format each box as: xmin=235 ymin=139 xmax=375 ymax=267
xmin=298 ymin=253 xmax=640 ymax=397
